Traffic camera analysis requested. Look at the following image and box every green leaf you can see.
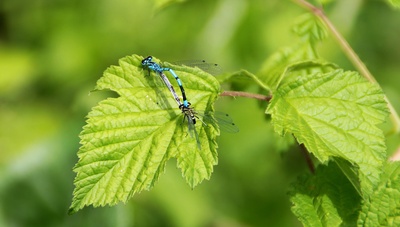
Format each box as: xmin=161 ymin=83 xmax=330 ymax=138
xmin=267 ymin=69 xmax=388 ymax=196
xmin=257 ymin=44 xmax=317 ymax=90
xmin=292 ymin=13 xmax=328 ymax=44
xmin=257 ymin=13 xmax=329 ymax=90
xmin=333 ymin=157 xmax=362 ymax=196
xmin=290 ymin=161 xmax=361 ymax=227
xmin=281 ymin=60 xmax=338 ymax=85
xmin=217 ymin=69 xmax=270 ymax=92
xmin=386 ymin=0 xmax=400 ymax=8
xmin=358 ymin=162 xmax=400 ymax=226
xmin=69 ymin=55 xmax=221 ymax=214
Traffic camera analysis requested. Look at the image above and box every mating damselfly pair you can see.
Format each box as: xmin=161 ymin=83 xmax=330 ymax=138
xmin=141 ymin=56 xmax=238 ymax=149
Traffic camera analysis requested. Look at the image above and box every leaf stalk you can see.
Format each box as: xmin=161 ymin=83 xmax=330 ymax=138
xmin=220 ymin=91 xmax=272 ymax=102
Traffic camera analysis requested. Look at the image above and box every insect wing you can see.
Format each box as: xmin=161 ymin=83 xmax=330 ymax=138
xmin=200 ymin=111 xmax=239 ymax=133
xmin=184 ymin=114 xmax=201 ymax=149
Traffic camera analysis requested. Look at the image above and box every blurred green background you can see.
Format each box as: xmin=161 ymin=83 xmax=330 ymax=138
xmin=1 ymin=0 xmax=399 ymax=226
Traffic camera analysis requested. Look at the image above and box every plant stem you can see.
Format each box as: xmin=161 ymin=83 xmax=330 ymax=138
xmin=293 ymin=0 xmax=400 ymax=134
xmin=299 ymin=143 xmax=315 ymax=174
xmin=220 ymin=91 xmax=272 ymax=102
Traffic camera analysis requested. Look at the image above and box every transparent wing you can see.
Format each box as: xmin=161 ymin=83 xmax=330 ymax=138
xmin=172 ymin=60 xmax=222 ymax=75
xmin=199 ymin=111 xmax=239 ymax=133
xmin=184 ymin=112 xmax=202 ymax=149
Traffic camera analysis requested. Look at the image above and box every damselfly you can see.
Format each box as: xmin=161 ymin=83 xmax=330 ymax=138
xmin=141 ymin=56 xmax=238 ymax=149
xmin=142 ymin=56 xmax=190 ymax=108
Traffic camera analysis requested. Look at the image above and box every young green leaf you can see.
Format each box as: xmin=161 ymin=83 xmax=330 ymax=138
xmin=216 ymin=69 xmax=270 ymax=92
xmin=258 ymin=13 xmax=329 ymax=90
xmin=69 ymin=55 xmax=221 ymax=214
xmin=257 ymin=42 xmax=336 ymax=91
xmin=358 ymin=161 xmax=400 ymax=226
xmin=267 ymin=69 xmax=389 ymax=196
xmin=281 ymin=60 xmax=338 ymax=86
xmin=290 ymin=161 xmax=361 ymax=227
xmin=292 ymin=13 xmax=328 ymax=45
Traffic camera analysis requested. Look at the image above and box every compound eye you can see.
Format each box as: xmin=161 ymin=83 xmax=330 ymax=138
xmin=142 ymin=56 xmax=153 ymax=65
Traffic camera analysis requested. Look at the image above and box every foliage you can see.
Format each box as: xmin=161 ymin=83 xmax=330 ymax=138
xmin=69 ymin=55 xmax=221 ymax=214
xmin=358 ymin=162 xmax=400 ymax=226
xmin=69 ymin=8 xmax=397 ymax=227
xmin=289 ymin=161 xmax=361 ymax=226
xmin=2 ymin=0 xmax=400 ymax=226
xmin=268 ymin=69 xmax=388 ymax=195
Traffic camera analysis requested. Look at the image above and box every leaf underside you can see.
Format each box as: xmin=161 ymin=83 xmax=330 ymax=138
xmin=291 ymin=161 xmax=400 ymax=227
xmin=290 ymin=162 xmax=361 ymax=227
xmin=358 ymin=162 xmax=400 ymax=226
